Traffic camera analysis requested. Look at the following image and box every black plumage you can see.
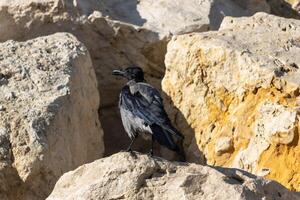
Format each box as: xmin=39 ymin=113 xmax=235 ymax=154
xmin=113 ymin=66 xmax=185 ymax=161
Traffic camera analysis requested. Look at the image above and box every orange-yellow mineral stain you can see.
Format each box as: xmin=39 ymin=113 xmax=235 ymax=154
xmin=203 ymin=86 xmax=300 ymax=190
xmin=258 ymin=130 xmax=300 ymax=191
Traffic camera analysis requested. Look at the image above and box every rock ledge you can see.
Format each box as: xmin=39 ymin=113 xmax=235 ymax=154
xmin=47 ymin=152 xmax=299 ymax=200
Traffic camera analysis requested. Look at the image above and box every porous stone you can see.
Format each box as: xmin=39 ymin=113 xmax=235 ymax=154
xmin=215 ymin=137 xmax=233 ymax=155
xmin=162 ymin=13 xmax=300 ymax=191
xmin=0 ymin=33 xmax=104 ymax=200
xmin=47 ymin=152 xmax=300 ymax=200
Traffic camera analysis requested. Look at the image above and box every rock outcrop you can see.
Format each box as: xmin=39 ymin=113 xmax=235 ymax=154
xmin=0 ymin=0 xmax=271 ymax=155
xmin=1 ymin=1 xmax=300 ymax=199
xmin=47 ymin=152 xmax=299 ymax=200
xmin=0 ymin=33 xmax=104 ymax=200
xmin=162 ymin=13 xmax=300 ymax=191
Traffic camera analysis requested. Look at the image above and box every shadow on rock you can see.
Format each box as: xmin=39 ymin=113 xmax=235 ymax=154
xmin=267 ymin=0 xmax=300 ymax=19
xmin=97 ymin=0 xmax=147 ymax=26
xmin=209 ymin=0 xmax=268 ymax=30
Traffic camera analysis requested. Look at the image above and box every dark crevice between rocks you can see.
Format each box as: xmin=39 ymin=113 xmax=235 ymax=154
xmin=96 ymin=0 xmax=147 ymax=26
xmin=209 ymin=0 xmax=268 ymax=30
xmin=223 ymin=175 xmax=245 ymax=185
xmin=267 ymin=0 xmax=300 ymax=20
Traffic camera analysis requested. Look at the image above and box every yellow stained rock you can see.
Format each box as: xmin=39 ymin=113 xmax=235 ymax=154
xmin=163 ymin=13 xmax=300 ymax=191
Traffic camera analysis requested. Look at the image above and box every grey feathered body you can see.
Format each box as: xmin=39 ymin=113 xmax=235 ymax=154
xmin=118 ymin=80 xmax=185 ymax=155
xmin=119 ymin=81 xmax=153 ymax=140
xmin=119 ymin=103 xmax=152 ymax=140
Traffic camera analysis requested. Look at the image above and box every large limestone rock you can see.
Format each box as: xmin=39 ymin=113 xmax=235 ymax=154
xmin=0 ymin=33 xmax=104 ymax=200
xmin=0 ymin=0 xmax=271 ymax=155
xmin=162 ymin=13 xmax=300 ymax=191
xmin=47 ymin=152 xmax=299 ymax=200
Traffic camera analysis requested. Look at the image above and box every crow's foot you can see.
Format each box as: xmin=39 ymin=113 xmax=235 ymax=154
xmin=120 ymin=148 xmax=133 ymax=153
xmin=126 ymin=147 xmax=132 ymax=152
xmin=147 ymin=149 xmax=154 ymax=157
xmin=129 ymin=150 xmax=137 ymax=159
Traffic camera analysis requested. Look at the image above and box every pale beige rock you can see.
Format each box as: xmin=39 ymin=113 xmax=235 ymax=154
xmin=0 ymin=33 xmax=104 ymax=200
xmin=0 ymin=0 xmax=271 ymax=156
xmin=98 ymin=0 xmax=267 ymax=33
xmin=162 ymin=13 xmax=300 ymax=191
xmin=293 ymin=1 xmax=300 ymax=12
xmin=47 ymin=152 xmax=299 ymax=200
xmin=215 ymin=137 xmax=233 ymax=155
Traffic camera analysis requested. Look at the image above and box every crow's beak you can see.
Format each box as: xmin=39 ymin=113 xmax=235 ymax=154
xmin=112 ymin=69 xmax=125 ymax=76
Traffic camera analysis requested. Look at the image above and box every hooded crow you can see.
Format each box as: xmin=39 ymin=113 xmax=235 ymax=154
xmin=113 ymin=66 xmax=185 ymax=161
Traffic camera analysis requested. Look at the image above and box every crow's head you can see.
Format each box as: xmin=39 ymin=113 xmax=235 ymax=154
xmin=112 ymin=66 xmax=145 ymax=82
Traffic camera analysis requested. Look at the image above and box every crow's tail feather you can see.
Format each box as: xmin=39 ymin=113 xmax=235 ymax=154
xmin=150 ymin=124 xmax=177 ymax=151
xmin=150 ymin=124 xmax=186 ymax=162
xmin=164 ymin=123 xmax=185 ymax=140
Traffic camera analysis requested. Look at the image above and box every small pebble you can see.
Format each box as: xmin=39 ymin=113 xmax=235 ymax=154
xmin=5 ymin=92 xmax=17 ymax=100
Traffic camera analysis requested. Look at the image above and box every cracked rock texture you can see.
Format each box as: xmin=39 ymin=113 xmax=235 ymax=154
xmin=162 ymin=13 xmax=300 ymax=191
xmin=0 ymin=33 xmax=104 ymax=200
xmin=47 ymin=152 xmax=299 ymax=200
xmin=0 ymin=0 xmax=271 ymax=156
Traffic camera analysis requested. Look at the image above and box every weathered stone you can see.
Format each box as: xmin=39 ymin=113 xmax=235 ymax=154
xmin=162 ymin=13 xmax=300 ymax=190
xmin=47 ymin=152 xmax=299 ymax=200
xmin=0 ymin=0 xmax=271 ymax=156
xmin=98 ymin=0 xmax=269 ymax=33
xmin=293 ymin=1 xmax=300 ymax=12
xmin=215 ymin=137 xmax=233 ymax=155
xmin=0 ymin=33 xmax=104 ymax=200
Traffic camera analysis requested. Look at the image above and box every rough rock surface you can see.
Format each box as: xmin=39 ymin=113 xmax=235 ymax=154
xmin=0 ymin=33 xmax=104 ymax=200
xmin=162 ymin=13 xmax=300 ymax=191
xmin=47 ymin=152 xmax=299 ymax=200
xmin=0 ymin=0 xmax=271 ymax=156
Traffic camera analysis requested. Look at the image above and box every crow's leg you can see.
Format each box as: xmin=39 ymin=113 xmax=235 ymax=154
xmin=126 ymin=137 xmax=136 ymax=152
xmin=148 ymin=135 xmax=154 ymax=157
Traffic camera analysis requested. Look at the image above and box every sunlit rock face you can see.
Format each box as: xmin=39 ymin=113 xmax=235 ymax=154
xmin=162 ymin=13 xmax=300 ymax=191
xmin=47 ymin=152 xmax=299 ymax=200
xmin=0 ymin=33 xmax=104 ymax=200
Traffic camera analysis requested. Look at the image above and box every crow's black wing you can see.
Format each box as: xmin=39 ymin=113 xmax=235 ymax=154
xmin=122 ymin=82 xmax=184 ymax=140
